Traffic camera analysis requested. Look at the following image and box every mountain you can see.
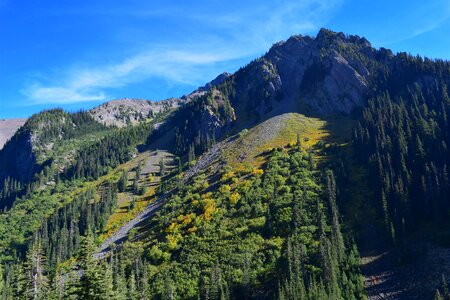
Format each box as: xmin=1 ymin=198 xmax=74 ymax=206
xmin=0 ymin=29 xmax=450 ymax=299
xmin=181 ymin=72 xmax=231 ymax=101
xmin=88 ymin=97 xmax=184 ymax=128
xmin=0 ymin=118 xmax=26 ymax=150
xmin=0 ymin=73 xmax=229 ymax=207
xmin=89 ymin=73 xmax=231 ymax=128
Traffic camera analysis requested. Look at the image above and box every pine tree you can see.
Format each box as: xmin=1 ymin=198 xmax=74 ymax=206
xmin=73 ymin=233 xmax=114 ymax=300
xmin=25 ymin=240 xmax=47 ymax=299
xmin=159 ymin=158 xmax=166 ymax=176
xmin=133 ymin=176 xmax=139 ymax=194
xmin=296 ymin=133 xmax=301 ymax=149
xmin=188 ymin=144 xmax=196 ymax=163
xmin=128 ymin=273 xmax=138 ymax=300
xmin=118 ymin=170 xmax=128 ymax=193
xmin=176 ymin=157 xmax=182 ymax=174
xmin=12 ymin=262 xmax=27 ymax=299
xmin=327 ymin=171 xmax=345 ymax=262
xmin=435 ymin=289 xmax=443 ymax=300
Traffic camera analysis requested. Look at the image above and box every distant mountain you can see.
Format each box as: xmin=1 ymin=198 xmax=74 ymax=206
xmin=88 ymin=97 xmax=184 ymax=127
xmin=89 ymin=72 xmax=231 ymax=128
xmin=0 ymin=118 xmax=26 ymax=149
xmin=0 ymin=71 xmax=231 ymax=206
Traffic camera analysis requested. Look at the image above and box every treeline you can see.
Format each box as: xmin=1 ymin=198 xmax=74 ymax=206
xmin=354 ymin=53 xmax=450 ymax=243
xmin=0 ymin=164 xmax=56 ymax=209
xmin=1 ymin=116 xmax=152 ymax=209
xmin=38 ymin=183 xmax=118 ymax=268
xmin=68 ymin=123 xmax=153 ymax=180
xmin=22 ymin=109 xmax=109 ymax=145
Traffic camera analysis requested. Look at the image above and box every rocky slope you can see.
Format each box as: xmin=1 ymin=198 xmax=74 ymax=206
xmin=262 ymin=29 xmax=375 ymax=115
xmin=88 ymin=97 xmax=184 ymax=127
xmin=146 ymin=29 xmax=389 ymax=155
xmin=89 ymin=72 xmax=231 ymax=128
xmin=181 ymin=72 xmax=231 ymax=101
xmin=217 ymin=28 xmax=385 ymax=130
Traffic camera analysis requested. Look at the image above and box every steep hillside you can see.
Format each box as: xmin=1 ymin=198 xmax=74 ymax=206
xmin=146 ymin=29 xmax=388 ymax=159
xmin=0 ymin=110 xmax=111 ymax=205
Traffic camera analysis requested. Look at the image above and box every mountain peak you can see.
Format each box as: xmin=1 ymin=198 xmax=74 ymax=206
xmin=197 ymin=72 xmax=231 ymax=92
xmin=182 ymin=71 xmax=231 ymax=100
xmin=254 ymin=28 xmax=381 ymax=116
xmin=316 ymin=27 xmax=344 ymax=40
xmin=315 ymin=28 xmax=372 ymax=48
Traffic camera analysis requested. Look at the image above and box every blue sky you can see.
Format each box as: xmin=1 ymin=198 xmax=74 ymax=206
xmin=1 ymin=0 xmax=450 ymax=118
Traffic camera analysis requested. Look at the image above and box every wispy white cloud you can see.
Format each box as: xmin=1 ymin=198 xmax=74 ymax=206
xmin=22 ymin=49 xmax=239 ymax=104
xmin=391 ymin=15 xmax=450 ymax=44
xmin=380 ymin=0 xmax=450 ymax=45
xmin=22 ymin=0 xmax=342 ymax=105
xmin=23 ymin=85 xmax=106 ymax=104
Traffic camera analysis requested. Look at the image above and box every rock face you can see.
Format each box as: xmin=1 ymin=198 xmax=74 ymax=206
xmin=89 ymin=72 xmax=231 ymax=128
xmin=0 ymin=118 xmax=27 ymax=150
xmin=223 ymin=28 xmax=384 ymax=128
xmin=265 ymin=28 xmax=374 ymax=114
xmin=182 ymin=72 xmax=231 ymax=101
xmin=88 ymin=98 xmax=184 ymax=128
xmin=91 ymin=29 xmax=379 ymax=131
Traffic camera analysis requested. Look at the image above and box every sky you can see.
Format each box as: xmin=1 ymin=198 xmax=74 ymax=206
xmin=1 ymin=0 xmax=450 ymax=119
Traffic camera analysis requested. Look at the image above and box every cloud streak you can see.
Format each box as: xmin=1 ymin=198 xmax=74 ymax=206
xmin=22 ymin=49 xmax=240 ymax=104
xmin=22 ymin=0 xmax=342 ymax=105
xmin=379 ymin=0 xmax=450 ymax=46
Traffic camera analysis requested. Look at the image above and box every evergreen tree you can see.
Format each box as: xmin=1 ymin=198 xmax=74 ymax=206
xmin=118 ymin=171 xmax=128 ymax=193
xmin=25 ymin=240 xmax=47 ymax=299
xmin=71 ymin=233 xmax=115 ymax=300
xmin=159 ymin=158 xmax=166 ymax=177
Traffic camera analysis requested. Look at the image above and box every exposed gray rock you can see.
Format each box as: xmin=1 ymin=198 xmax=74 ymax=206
xmin=94 ymin=198 xmax=166 ymax=259
xmin=89 ymin=98 xmax=184 ymax=128
xmin=89 ymin=72 xmax=232 ymax=128
xmin=181 ymin=72 xmax=231 ymax=101
xmin=261 ymin=29 xmax=375 ymax=116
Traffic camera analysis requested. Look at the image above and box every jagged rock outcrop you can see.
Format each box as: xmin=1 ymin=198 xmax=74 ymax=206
xmin=89 ymin=72 xmax=232 ymax=128
xmin=182 ymin=72 xmax=231 ymax=101
xmin=223 ymin=28 xmax=382 ymax=126
xmin=89 ymin=98 xmax=184 ymax=127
